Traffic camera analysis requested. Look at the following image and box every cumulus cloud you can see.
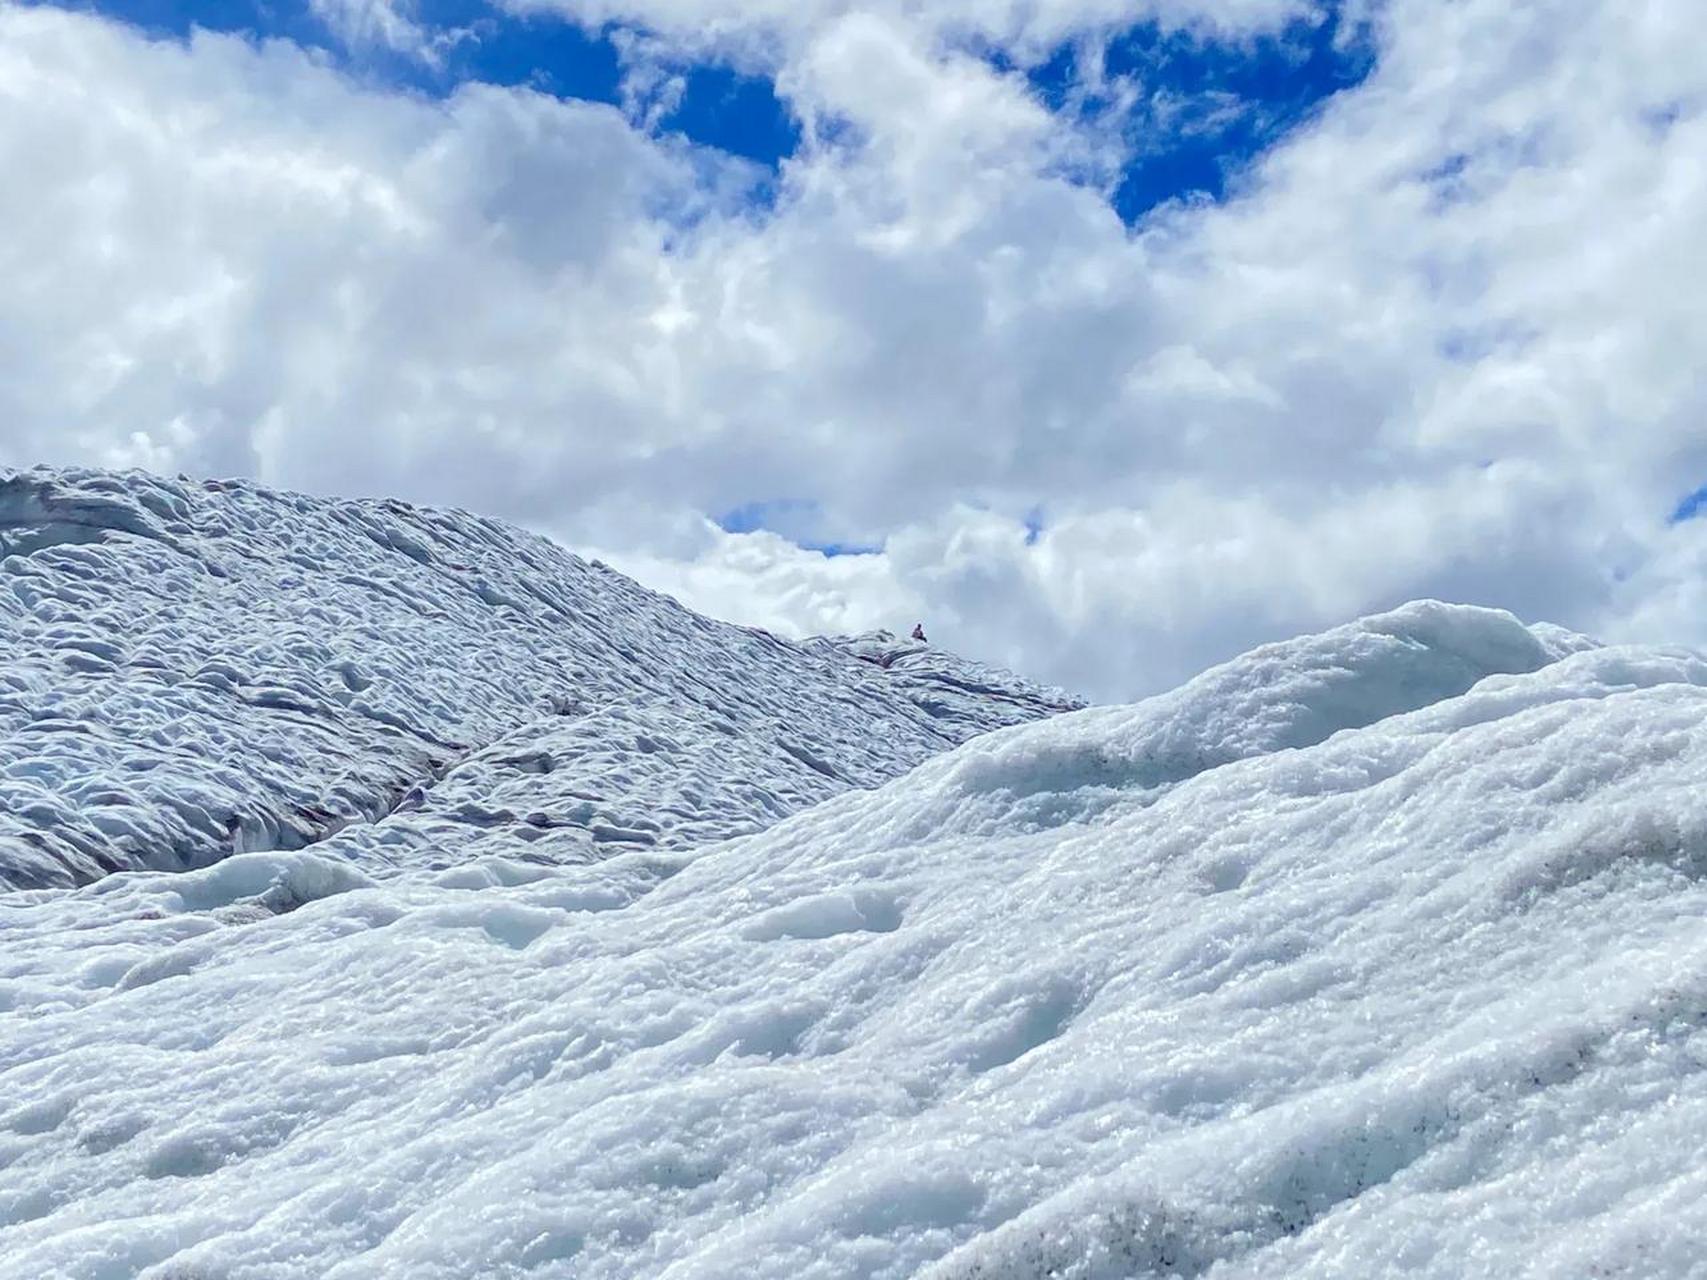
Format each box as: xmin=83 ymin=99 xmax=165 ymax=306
xmin=3 ymin=0 xmax=1707 ymax=700
xmin=586 ymin=520 xmax=928 ymax=641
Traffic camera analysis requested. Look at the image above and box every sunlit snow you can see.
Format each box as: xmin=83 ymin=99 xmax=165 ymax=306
xmin=3 ymin=468 xmax=1706 ymax=1278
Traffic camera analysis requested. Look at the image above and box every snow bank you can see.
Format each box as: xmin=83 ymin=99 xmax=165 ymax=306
xmin=803 ymin=600 xmax=1577 ymax=843
xmin=6 ymin=595 xmax=1705 ymax=1277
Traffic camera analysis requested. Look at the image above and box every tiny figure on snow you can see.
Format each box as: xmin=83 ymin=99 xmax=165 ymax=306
xmin=910 ymin=622 xmax=927 ymax=643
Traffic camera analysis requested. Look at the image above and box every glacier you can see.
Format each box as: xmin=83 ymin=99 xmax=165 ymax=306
xmin=0 ymin=466 xmax=1077 ymax=890
xmin=4 ymin=468 xmax=1707 ymax=1278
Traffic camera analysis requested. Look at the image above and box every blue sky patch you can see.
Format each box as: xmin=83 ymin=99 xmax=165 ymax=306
xmin=717 ymin=500 xmax=880 ymax=556
xmin=799 ymin=538 xmax=884 ymax=557
xmin=1017 ymin=5 xmax=1377 ymax=222
xmin=717 ymin=499 xmax=809 ymax=536
xmin=646 ymin=64 xmax=800 ymax=167
xmin=425 ymin=3 xmax=624 ymax=103
xmin=1024 ymin=507 xmax=1044 ymax=546
xmin=1671 ymin=484 xmax=1707 ymax=524
xmin=42 ymin=0 xmax=329 ymax=50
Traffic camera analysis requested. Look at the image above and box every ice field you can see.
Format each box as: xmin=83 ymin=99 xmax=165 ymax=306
xmin=0 ymin=467 xmax=1077 ymax=890
xmin=4 ymin=468 xmax=1707 ymax=1277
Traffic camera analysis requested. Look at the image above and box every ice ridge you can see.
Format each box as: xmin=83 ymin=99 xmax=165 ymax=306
xmin=0 ymin=466 xmax=1079 ymax=890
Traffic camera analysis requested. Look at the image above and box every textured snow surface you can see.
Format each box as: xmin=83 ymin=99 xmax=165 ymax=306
xmin=0 ymin=466 xmax=1078 ymax=889
xmin=6 ymin=548 xmax=1707 ymax=1278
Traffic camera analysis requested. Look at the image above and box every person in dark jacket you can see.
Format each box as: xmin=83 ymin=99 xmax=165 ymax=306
xmin=910 ymin=623 xmax=927 ymax=642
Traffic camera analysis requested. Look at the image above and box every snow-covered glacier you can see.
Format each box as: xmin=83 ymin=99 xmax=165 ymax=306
xmin=0 ymin=466 xmax=1078 ymax=890
xmin=5 ymin=469 xmax=1707 ymax=1279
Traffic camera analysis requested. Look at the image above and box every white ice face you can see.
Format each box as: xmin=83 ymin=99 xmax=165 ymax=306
xmin=4 ymin=468 xmax=1705 ymax=1279
xmin=0 ymin=466 xmax=1077 ymax=891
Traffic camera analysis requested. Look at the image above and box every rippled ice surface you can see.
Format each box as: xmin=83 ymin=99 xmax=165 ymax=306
xmin=0 ymin=466 xmax=1077 ymax=889
xmin=4 ymin=468 xmax=1706 ymax=1279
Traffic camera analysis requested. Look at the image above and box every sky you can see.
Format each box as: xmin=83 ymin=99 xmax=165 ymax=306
xmin=3 ymin=0 xmax=1707 ymax=702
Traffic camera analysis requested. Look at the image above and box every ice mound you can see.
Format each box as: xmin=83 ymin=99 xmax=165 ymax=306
xmin=0 ymin=466 xmax=1078 ymax=888
xmin=821 ymin=600 xmax=1586 ymax=842
xmin=6 ymin=591 xmax=1706 ymax=1277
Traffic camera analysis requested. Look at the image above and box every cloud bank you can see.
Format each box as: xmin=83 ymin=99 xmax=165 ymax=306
xmin=3 ymin=0 xmax=1706 ymax=699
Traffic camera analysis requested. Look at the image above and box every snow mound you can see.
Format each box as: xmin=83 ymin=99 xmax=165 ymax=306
xmin=810 ymin=600 xmax=1583 ymax=843
xmin=6 ymin=590 xmax=1705 ymax=1278
xmin=0 ymin=466 xmax=1077 ymax=889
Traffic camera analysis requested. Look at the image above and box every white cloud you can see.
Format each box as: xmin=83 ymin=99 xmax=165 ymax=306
xmin=310 ymin=0 xmax=434 ymax=62
xmin=4 ymin=0 xmax=1707 ymax=700
xmin=309 ymin=0 xmax=483 ymax=67
xmin=506 ymin=0 xmax=1319 ymax=66
xmin=586 ymin=520 xmax=929 ymax=641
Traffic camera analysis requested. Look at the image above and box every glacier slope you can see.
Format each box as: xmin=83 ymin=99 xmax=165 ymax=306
xmin=6 ymin=601 xmax=1706 ymax=1277
xmin=0 ymin=466 xmax=1078 ymax=889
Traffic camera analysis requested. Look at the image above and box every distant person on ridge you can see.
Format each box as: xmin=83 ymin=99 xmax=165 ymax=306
xmin=910 ymin=623 xmax=926 ymax=643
